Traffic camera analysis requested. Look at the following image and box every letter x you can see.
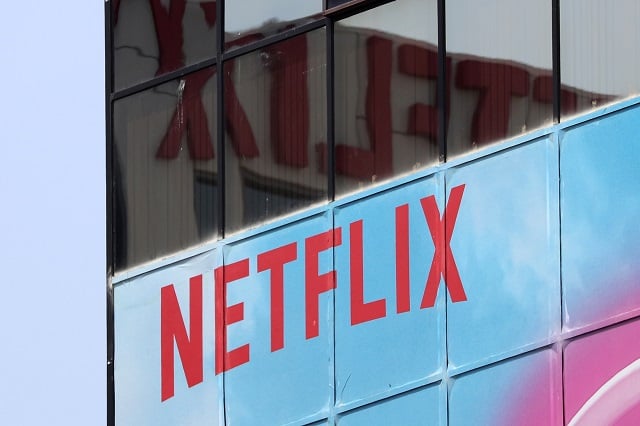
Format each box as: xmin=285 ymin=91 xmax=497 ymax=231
xmin=420 ymin=185 xmax=467 ymax=308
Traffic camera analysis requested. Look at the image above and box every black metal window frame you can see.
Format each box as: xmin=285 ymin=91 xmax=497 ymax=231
xmin=106 ymin=0 xmax=562 ymax=258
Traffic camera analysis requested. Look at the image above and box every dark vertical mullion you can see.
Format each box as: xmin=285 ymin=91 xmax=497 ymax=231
xmin=437 ymin=3 xmax=450 ymax=425
xmin=215 ymin=0 xmax=227 ymax=422
xmin=217 ymin=0 xmax=226 ymax=238
xmin=437 ymin=0 xmax=447 ymax=162
xmin=326 ymin=18 xmax=335 ymax=201
xmin=105 ymin=0 xmax=115 ymax=425
xmin=552 ymin=0 xmax=561 ymax=122
xmin=106 ymin=7 xmax=114 ymax=277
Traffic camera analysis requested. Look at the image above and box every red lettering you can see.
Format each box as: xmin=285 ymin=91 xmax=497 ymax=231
xmin=336 ymin=36 xmax=393 ymax=179
xmin=395 ymin=204 xmax=410 ymax=313
xmin=257 ymin=243 xmax=298 ymax=352
xmin=145 ymin=0 xmax=217 ymax=70
xmin=149 ymin=0 xmax=210 ymax=160
xmin=305 ymin=228 xmax=342 ymax=339
xmin=224 ymin=59 xmax=261 ymax=159
xmin=156 ymin=62 xmax=260 ymax=161
xmin=456 ymin=60 xmax=529 ymax=146
xmin=149 ymin=0 xmax=186 ymax=75
xmin=113 ymin=0 xmax=121 ymax=25
xmin=199 ymin=1 xmax=217 ymax=27
xmin=350 ymin=220 xmax=387 ymax=325
xmin=265 ymin=35 xmax=310 ymax=167
xmin=156 ymin=69 xmax=216 ymax=160
xmin=532 ymin=75 xmax=577 ymax=116
xmin=160 ymin=277 xmax=203 ymax=401
xmin=397 ymin=44 xmax=451 ymax=142
xmin=151 ymin=1 xmax=259 ymax=162
xmin=215 ymin=260 xmax=250 ymax=374
xmin=420 ymin=185 xmax=467 ymax=308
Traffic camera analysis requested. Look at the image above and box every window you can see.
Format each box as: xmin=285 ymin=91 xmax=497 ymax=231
xmin=446 ymin=0 xmax=553 ymax=158
xmin=224 ymin=29 xmax=328 ymax=233
xmin=112 ymin=0 xmax=217 ymax=91
xmin=561 ymin=0 xmax=640 ymax=118
xmin=334 ymin=0 xmax=439 ymax=196
xmin=113 ymin=66 xmax=218 ymax=270
xmin=109 ymin=0 xmax=640 ymax=272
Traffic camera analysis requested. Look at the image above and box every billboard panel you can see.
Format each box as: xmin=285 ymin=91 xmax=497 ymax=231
xmin=449 ymin=349 xmax=561 ymax=426
xmin=222 ymin=213 xmax=335 ymax=425
xmin=561 ymin=106 xmax=640 ymax=331
xmin=333 ymin=176 xmax=446 ymax=407
xmin=114 ymin=250 xmax=223 ymax=425
xmin=446 ymin=137 xmax=561 ymax=372
xmin=336 ymin=383 xmax=443 ymax=425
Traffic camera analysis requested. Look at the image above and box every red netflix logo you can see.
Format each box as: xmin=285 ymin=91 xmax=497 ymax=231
xmin=160 ymin=185 xmax=467 ymax=401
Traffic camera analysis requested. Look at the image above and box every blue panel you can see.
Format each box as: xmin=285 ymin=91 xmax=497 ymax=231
xmin=337 ymin=383 xmax=444 ymax=426
xmin=561 ymin=105 xmax=640 ymax=331
xmin=223 ymin=213 xmax=334 ymax=425
xmin=333 ymin=176 xmax=445 ymax=407
xmin=114 ymin=250 xmax=223 ymax=425
xmin=446 ymin=138 xmax=561 ymax=372
xmin=449 ymin=349 xmax=561 ymax=426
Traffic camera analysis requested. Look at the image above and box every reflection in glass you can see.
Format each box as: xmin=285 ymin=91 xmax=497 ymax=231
xmin=446 ymin=0 xmax=552 ymax=158
xmin=113 ymin=67 xmax=218 ymax=271
xmin=224 ymin=0 xmax=322 ymax=49
xmin=112 ymin=0 xmax=217 ymax=90
xmin=224 ymin=30 xmax=327 ymax=233
xmin=561 ymin=0 xmax=640 ymax=118
xmin=334 ymin=0 xmax=439 ymax=197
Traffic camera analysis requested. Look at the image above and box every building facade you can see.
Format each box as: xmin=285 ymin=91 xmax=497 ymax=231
xmin=107 ymin=0 xmax=640 ymax=424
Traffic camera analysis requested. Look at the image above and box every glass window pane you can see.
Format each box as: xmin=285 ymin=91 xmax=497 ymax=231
xmin=113 ymin=66 xmax=218 ymax=271
xmin=224 ymin=0 xmax=323 ymax=50
xmin=224 ymin=29 xmax=327 ymax=233
xmin=561 ymin=0 xmax=640 ymax=118
xmin=446 ymin=0 xmax=553 ymax=159
xmin=334 ymin=0 xmax=439 ymax=197
xmin=112 ymin=0 xmax=217 ymax=91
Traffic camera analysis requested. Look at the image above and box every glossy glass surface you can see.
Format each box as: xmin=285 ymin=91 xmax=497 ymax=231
xmin=112 ymin=0 xmax=217 ymax=90
xmin=224 ymin=30 xmax=327 ymax=233
xmin=113 ymin=66 xmax=218 ymax=271
xmin=224 ymin=0 xmax=323 ymax=50
xmin=446 ymin=0 xmax=553 ymax=158
xmin=334 ymin=0 xmax=439 ymax=197
xmin=561 ymin=0 xmax=640 ymax=118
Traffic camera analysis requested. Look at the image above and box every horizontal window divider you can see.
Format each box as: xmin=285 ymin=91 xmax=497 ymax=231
xmin=111 ymin=18 xmax=329 ymax=101
xmin=324 ymin=0 xmax=394 ymax=21
xmin=111 ymin=57 xmax=218 ymax=100
xmin=220 ymin=19 xmax=328 ymax=61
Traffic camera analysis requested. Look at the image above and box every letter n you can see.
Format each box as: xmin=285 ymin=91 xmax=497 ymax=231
xmin=161 ymin=276 xmax=203 ymax=401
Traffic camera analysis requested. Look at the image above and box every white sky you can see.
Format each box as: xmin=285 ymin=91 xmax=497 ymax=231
xmin=0 ymin=1 xmax=105 ymax=424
